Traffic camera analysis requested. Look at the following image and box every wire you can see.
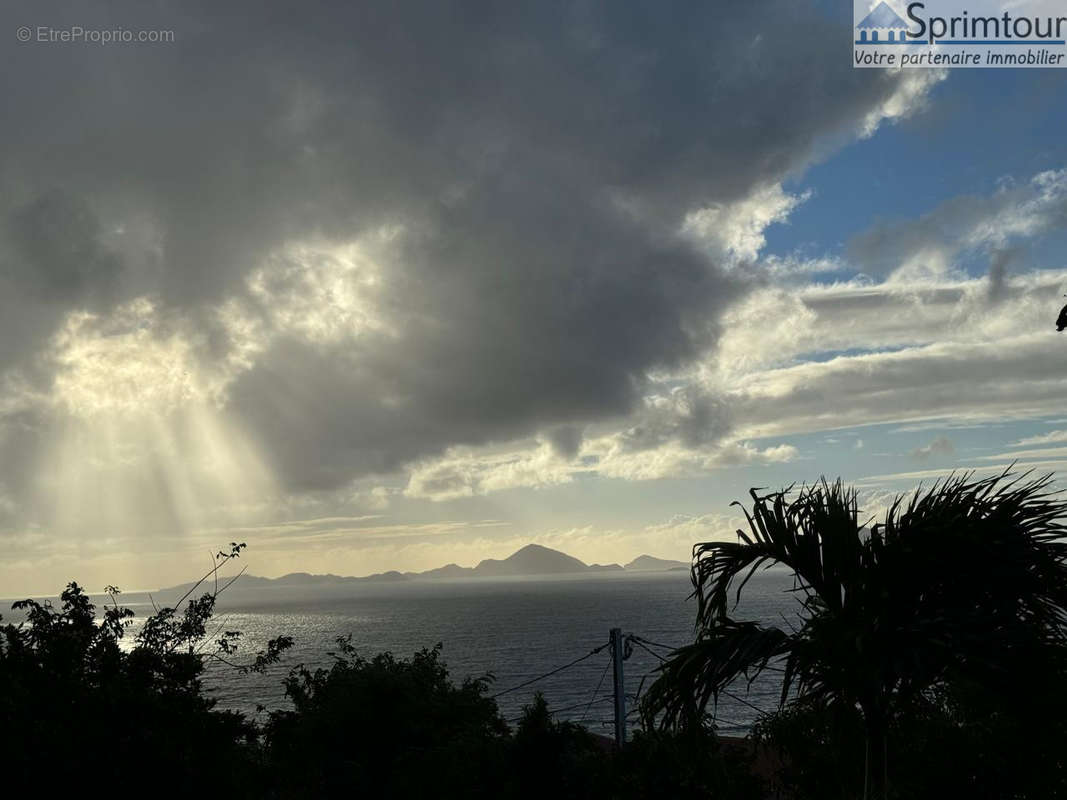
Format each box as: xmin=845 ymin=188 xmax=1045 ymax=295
xmin=579 ymin=652 xmax=613 ymax=724
xmin=627 ymin=656 xmax=666 ymax=712
xmin=556 ymin=695 xmax=614 ymax=718
xmin=628 ymin=637 xmax=667 ymax=663
xmin=630 ymin=634 xmax=679 ymax=651
xmin=721 ymin=688 xmax=770 ymax=715
xmin=505 ymin=695 xmax=614 ymax=724
xmin=491 ymin=640 xmax=610 ymax=699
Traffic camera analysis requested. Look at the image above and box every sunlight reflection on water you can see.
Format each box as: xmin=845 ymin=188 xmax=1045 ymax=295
xmin=111 ymin=569 xmax=799 ymax=735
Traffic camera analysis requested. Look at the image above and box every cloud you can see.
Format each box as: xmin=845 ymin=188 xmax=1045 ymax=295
xmin=855 ymin=461 xmax=1067 ymax=490
xmin=987 ymin=246 xmax=1024 ymax=303
xmin=847 ymin=169 xmax=1067 ymax=279
xmin=909 ymin=435 xmax=955 ymax=461
xmin=404 ymin=442 xmax=575 ymax=502
xmin=588 ymin=438 xmax=799 ymax=482
xmin=403 ymin=433 xmax=800 ymax=502
xmin=682 ymin=184 xmax=811 ymax=263
xmin=732 ymin=331 xmax=1067 ymax=438
xmin=0 ymin=0 xmax=940 ymax=516
xmin=972 ymin=445 xmax=1067 ymax=462
xmin=706 ymin=262 xmax=1067 ymax=441
xmin=1012 ymin=429 xmax=1067 ymax=447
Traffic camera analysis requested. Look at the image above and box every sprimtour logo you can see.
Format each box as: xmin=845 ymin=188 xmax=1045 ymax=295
xmin=854 ymin=0 xmax=1067 ymax=68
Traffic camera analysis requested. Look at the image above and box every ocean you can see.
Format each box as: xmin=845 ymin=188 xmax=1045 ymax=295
xmin=73 ymin=569 xmax=802 ymax=736
xmin=6 ymin=571 xmax=802 ymax=738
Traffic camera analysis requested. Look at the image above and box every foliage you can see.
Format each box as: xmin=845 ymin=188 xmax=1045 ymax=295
xmin=507 ymin=692 xmax=608 ymax=799
xmin=611 ymin=727 xmax=764 ymax=800
xmin=641 ymin=471 xmax=1067 ymax=799
xmin=7 ymin=475 xmax=1065 ymax=800
xmin=0 ymin=543 xmax=291 ymax=796
xmin=265 ymin=651 xmax=765 ymax=799
xmin=754 ymin=670 xmax=1067 ymax=800
xmin=264 ymin=639 xmax=509 ymax=798
xmin=750 ymin=698 xmax=867 ymax=800
xmin=1 ymin=541 xmax=767 ymax=798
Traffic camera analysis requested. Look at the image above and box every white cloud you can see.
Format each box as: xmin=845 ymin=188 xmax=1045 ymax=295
xmin=50 ymin=299 xmax=213 ymax=418
xmin=719 ymin=268 xmax=1067 ymax=378
xmin=243 ymin=234 xmax=397 ymax=346
xmin=404 ymin=442 xmax=575 ymax=502
xmin=859 ymin=70 xmax=944 ymax=138
xmin=403 ymin=434 xmax=800 ymax=502
xmin=971 ymin=445 xmax=1067 ymax=462
xmin=589 ymin=438 xmax=799 ymax=482
xmin=732 ymin=332 xmax=1067 ymax=439
xmin=682 ymin=183 xmax=811 ymax=263
xmin=855 ymin=462 xmax=1067 ymax=489
xmin=1012 ymin=429 xmax=1067 ymax=447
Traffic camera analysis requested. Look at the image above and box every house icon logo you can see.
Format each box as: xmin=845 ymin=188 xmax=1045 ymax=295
xmin=855 ymin=1 xmax=909 ymax=43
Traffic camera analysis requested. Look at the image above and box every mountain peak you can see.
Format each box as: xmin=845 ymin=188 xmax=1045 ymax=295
xmin=624 ymin=554 xmax=689 ymax=572
xmin=511 ymin=543 xmax=558 ymax=557
xmin=475 ymin=543 xmax=589 ymax=575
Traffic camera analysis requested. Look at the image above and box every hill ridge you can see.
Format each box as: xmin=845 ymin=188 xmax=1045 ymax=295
xmin=157 ymin=545 xmax=687 ymax=593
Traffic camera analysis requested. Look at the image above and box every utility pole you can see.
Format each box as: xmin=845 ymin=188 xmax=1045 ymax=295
xmin=610 ymin=627 xmax=626 ymax=748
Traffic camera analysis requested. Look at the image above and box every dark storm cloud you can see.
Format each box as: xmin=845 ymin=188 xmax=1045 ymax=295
xmin=7 ymin=191 xmax=121 ymax=303
xmin=546 ymin=426 xmax=584 ymax=460
xmin=2 ymin=0 xmax=928 ymax=491
xmin=0 ymin=191 xmax=124 ymax=370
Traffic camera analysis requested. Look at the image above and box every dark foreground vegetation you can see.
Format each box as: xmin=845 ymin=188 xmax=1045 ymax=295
xmin=2 ymin=472 xmax=1066 ymax=799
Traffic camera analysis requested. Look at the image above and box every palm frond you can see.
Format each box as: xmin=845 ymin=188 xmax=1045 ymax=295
xmin=692 ymin=479 xmax=865 ymax=632
xmin=671 ymin=469 xmax=1067 ymax=730
xmin=640 ymin=620 xmax=789 ymax=730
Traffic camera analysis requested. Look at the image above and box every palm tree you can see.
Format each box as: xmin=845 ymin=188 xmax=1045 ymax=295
xmin=640 ymin=471 xmax=1067 ymax=799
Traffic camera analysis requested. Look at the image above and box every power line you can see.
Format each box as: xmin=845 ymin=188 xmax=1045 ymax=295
xmin=579 ymin=653 xmax=613 ymax=725
xmin=629 ymin=634 xmax=679 ymax=652
xmin=505 ymin=694 xmax=614 ymax=724
xmin=721 ymin=688 xmax=771 ymax=716
xmin=628 ymin=636 xmax=667 ymax=663
xmin=491 ymin=640 xmax=610 ymax=699
xmin=558 ymin=694 xmax=614 ymax=717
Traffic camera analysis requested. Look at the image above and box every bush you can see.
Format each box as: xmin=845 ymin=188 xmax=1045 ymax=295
xmin=754 ymin=672 xmax=1067 ymax=800
xmin=508 ymin=691 xmax=608 ymax=799
xmin=612 ymin=727 xmax=765 ymax=800
xmin=264 ymin=639 xmax=509 ymax=798
xmin=0 ymin=545 xmax=290 ymax=796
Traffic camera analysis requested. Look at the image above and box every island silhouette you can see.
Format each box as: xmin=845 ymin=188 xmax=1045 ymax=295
xmin=157 ymin=543 xmax=688 ymax=593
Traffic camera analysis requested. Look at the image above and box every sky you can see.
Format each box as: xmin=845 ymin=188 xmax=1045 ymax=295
xmin=5 ymin=1 xmax=1067 ymax=595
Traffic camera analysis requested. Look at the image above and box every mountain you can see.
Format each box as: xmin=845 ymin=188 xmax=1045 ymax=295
xmin=157 ymin=544 xmax=626 ymax=593
xmin=471 ymin=544 xmax=622 ymax=576
xmin=624 ymin=554 xmax=689 ymax=572
xmin=405 ymin=563 xmax=471 ymax=579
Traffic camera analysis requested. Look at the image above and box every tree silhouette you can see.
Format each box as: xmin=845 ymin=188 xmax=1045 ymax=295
xmin=640 ymin=471 xmax=1067 ymax=799
xmin=0 ymin=543 xmax=292 ymax=796
xmin=264 ymin=639 xmax=508 ymax=797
